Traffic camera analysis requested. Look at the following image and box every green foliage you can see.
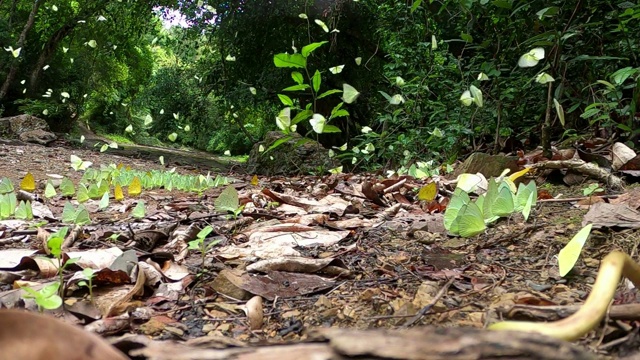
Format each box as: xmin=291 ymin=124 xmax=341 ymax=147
xmin=77 ymin=268 xmax=96 ymax=303
xmin=188 ymin=225 xmax=220 ymax=270
xmin=21 ymin=283 xmax=63 ymax=312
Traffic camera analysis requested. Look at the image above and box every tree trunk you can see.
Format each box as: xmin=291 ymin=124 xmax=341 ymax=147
xmin=0 ymin=0 xmax=45 ymax=101
xmin=28 ymin=22 xmax=75 ymax=94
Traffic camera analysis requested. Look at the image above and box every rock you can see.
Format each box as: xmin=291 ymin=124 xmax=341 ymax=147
xmin=453 ymin=152 xmax=519 ymax=178
xmin=246 ymin=131 xmax=339 ymax=175
xmin=19 ymin=129 xmax=57 ymax=145
xmin=0 ymin=114 xmax=57 ymax=145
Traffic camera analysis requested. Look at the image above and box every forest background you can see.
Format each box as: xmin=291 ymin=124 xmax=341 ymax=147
xmin=1 ymin=0 xmax=639 ymax=174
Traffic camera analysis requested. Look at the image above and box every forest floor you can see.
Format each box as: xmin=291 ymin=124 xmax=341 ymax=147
xmin=0 ymin=135 xmax=639 ymax=359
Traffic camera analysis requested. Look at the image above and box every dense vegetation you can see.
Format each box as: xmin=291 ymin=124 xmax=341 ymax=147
xmin=1 ymin=0 xmax=639 ymax=173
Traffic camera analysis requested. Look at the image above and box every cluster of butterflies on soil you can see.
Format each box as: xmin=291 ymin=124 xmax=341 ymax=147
xmin=443 ymin=173 xmax=537 ymax=238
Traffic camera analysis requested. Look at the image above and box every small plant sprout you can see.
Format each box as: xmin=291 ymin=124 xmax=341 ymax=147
xmin=188 ymin=225 xmax=220 ymax=270
xmin=21 ymin=282 xmax=63 ymax=312
xmin=78 ymin=268 xmax=96 ymax=303
xmin=583 ymin=183 xmax=604 ymax=197
xmin=47 ymin=227 xmax=80 ymax=297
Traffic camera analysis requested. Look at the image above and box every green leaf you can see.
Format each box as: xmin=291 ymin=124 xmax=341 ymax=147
xmin=291 ymin=109 xmax=313 ymax=125
xmin=215 ymin=186 xmax=239 ymax=213
xmin=302 ymin=41 xmax=328 ymax=57
xmin=198 ymin=225 xmax=214 ymax=239
xmin=312 ymin=70 xmax=321 ymax=93
xmin=132 ymin=200 xmax=146 ymax=219
xmin=265 ymin=136 xmax=292 ymax=153
xmin=291 ymin=72 xmax=304 ymax=85
xmin=317 ymin=89 xmax=342 ymax=99
xmin=322 ymin=125 xmax=341 ymax=133
xmin=277 ymin=94 xmax=294 ymax=106
xmin=410 ymin=0 xmax=423 ymax=12
xmin=273 ymin=53 xmax=306 ymax=68
xmin=282 ymin=84 xmax=310 ymax=91
xmin=558 ymin=224 xmax=593 ymax=277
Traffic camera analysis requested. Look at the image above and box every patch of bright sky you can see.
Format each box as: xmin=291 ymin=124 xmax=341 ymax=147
xmin=160 ymin=8 xmax=190 ymax=29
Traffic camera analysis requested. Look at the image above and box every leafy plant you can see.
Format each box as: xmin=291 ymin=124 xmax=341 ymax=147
xmin=267 ymin=13 xmax=352 ymax=154
xmin=583 ymin=183 xmax=604 ymax=197
xmin=21 ymin=283 xmax=63 ymax=312
xmin=46 ymin=227 xmax=80 ymax=298
xmin=187 ymin=225 xmax=220 ymax=270
xmin=77 ymin=268 xmax=96 ymax=303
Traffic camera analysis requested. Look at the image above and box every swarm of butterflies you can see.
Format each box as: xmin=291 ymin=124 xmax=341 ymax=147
xmin=444 ymin=170 xmax=537 ymax=238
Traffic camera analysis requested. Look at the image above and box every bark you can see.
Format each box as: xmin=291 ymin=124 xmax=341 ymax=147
xmin=0 ymin=0 xmax=44 ymax=101
xmin=27 ymin=22 xmax=76 ymax=93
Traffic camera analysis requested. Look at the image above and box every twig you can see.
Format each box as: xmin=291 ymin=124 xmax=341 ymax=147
xmin=401 ymin=277 xmax=455 ymax=328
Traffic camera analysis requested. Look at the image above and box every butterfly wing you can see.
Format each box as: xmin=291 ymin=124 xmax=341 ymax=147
xmin=457 ymin=202 xmax=486 ymax=237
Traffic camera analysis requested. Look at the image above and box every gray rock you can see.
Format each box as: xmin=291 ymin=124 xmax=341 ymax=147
xmin=19 ymin=129 xmax=57 ymax=145
xmin=453 ymin=152 xmax=519 ymax=178
xmin=0 ymin=115 xmax=56 ymax=145
xmin=246 ymin=131 xmax=339 ymax=175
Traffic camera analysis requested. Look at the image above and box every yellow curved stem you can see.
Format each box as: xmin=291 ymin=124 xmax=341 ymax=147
xmin=489 ymin=251 xmax=640 ymax=341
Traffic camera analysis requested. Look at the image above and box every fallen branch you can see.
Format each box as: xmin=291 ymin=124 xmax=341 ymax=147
xmin=529 ymin=160 xmax=624 ymax=190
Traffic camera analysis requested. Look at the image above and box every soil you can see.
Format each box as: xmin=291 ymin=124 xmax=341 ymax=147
xmin=0 ymin=132 xmax=639 ymax=359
